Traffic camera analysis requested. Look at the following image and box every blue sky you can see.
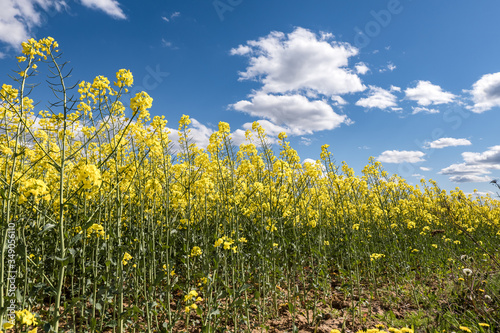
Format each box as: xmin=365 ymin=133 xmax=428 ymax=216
xmin=1 ymin=0 xmax=500 ymax=195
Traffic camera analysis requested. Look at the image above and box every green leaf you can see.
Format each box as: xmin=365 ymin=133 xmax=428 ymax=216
xmin=70 ymin=233 xmax=83 ymax=245
xmin=39 ymin=223 xmax=56 ymax=235
xmin=233 ymin=298 xmax=244 ymax=307
xmin=209 ymin=309 xmax=220 ymax=318
xmin=239 ymin=283 xmax=251 ymax=294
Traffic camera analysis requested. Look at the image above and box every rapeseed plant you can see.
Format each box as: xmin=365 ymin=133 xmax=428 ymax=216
xmin=0 ymin=37 xmax=498 ymax=332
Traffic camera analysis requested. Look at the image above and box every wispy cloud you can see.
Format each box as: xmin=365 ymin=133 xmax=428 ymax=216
xmin=424 ymin=137 xmax=472 ymax=149
xmin=300 ymin=137 xmax=313 ymax=146
xmin=379 ymin=62 xmax=396 ymax=72
xmin=161 ymin=38 xmax=178 ymax=49
xmin=80 ymin=0 xmax=126 ymax=19
xmin=161 ymin=11 xmax=180 ymax=22
xmin=377 ymin=150 xmax=425 ymax=163
xmin=411 ymin=106 xmax=439 ymax=115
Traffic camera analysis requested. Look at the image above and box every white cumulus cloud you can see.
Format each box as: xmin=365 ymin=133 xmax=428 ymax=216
xmin=302 ymin=158 xmax=318 ymax=165
xmin=231 ymin=92 xmax=349 ymax=135
xmin=0 ymin=0 xmax=125 ymax=49
xmin=0 ymin=0 xmax=66 ymax=47
xmin=167 ymin=118 xmax=213 ymax=150
xmin=405 ymin=80 xmax=455 ymax=106
xmin=440 ymin=146 xmax=500 ymax=183
xmin=467 ymin=72 xmax=500 ymax=113
xmin=411 ymin=106 xmax=439 ymax=115
xmin=424 ymin=137 xmax=472 ymax=149
xmin=230 ymin=27 xmax=365 ymax=97
xmin=462 ymin=145 xmax=500 ymax=164
xmin=449 ymin=175 xmax=492 ymax=183
xmin=377 ymin=150 xmax=425 ymax=163
xmin=80 ymin=0 xmax=125 ymax=19
xmin=355 ymin=86 xmax=398 ymax=110
xmin=440 ymin=163 xmax=495 ymax=176
xmin=355 ymin=62 xmax=369 ymax=75
xmin=241 ymin=119 xmax=291 ymax=137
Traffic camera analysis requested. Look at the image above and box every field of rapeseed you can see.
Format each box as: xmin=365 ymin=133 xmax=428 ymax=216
xmin=0 ymin=38 xmax=499 ymax=333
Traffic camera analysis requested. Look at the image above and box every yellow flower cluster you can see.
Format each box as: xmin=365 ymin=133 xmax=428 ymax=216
xmin=20 ymin=37 xmax=58 ymax=60
xmin=130 ymin=91 xmax=153 ymax=121
xmin=75 ymin=164 xmax=102 ymax=190
xmin=86 ymin=223 xmax=106 ymax=239
xmin=190 ymin=246 xmax=203 ymax=257
xmin=184 ymin=289 xmax=199 ymax=302
xmin=0 ymin=84 xmax=18 ymax=102
xmin=353 ymin=327 xmax=413 ymax=333
xmin=115 ymin=69 xmax=134 ymax=88
xmin=15 ymin=309 xmax=38 ymax=326
xmin=18 ymin=179 xmax=51 ymax=204
xmin=122 ymin=252 xmax=133 ymax=266
xmin=214 ymin=236 xmax=243 ymax=253
xmin=184 ymin=289 xmax=203 ymax=313
xmin=3 ymin=309 xmax=38 ymax=331
xmin=370 ymin=253 xmax=385 ymax=261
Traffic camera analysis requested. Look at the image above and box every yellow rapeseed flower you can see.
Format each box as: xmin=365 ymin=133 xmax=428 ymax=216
xmin=370 ymin=253 xmax=385 ymax=261
xmin=86 ymin=223 xmax=105 ymax=239
xmin=115 ymin=69 xmax=133 ymax=88
xmin=122 ymin=252 xmax=132 ymax=266
xmin=15 ymin=309 xmax=38 ymax=326
xmin=3 ymin=322 xmax=14 ymax=329
xmin=190 ymin=246 xmax=202 ymax=257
